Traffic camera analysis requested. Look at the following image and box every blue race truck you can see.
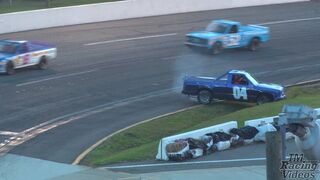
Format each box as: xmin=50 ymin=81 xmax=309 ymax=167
xmin=0 ymin=40 xmax=57 ymax=75
xmin=182 ymin=70 xmax=285 ymax=105
xmin=185 ymin=20 xmax=269 ymax=54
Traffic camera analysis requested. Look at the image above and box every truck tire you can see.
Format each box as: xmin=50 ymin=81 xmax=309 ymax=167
xmin=37 ymin=56 xmax=48 ymax=70
xmin=248 ymin=38 xmax=260 ymax=51
xmin=197 ymin=90 xmax=213 ymax=105
xmin=212 ymin=42 xmax=223 ymax=55
xmin=5 ymin=61 xmax=15 ymax=75
xmin=256 ymin=94 xmax=271 ymax=105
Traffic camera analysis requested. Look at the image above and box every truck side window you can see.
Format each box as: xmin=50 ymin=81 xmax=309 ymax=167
xmin=232 ymin=74 xmax=248 ymax=85
xmin=230 ymin=25 xmax=238 ymax=34
xmin=19 ymin=43 xmax=29 ymax=54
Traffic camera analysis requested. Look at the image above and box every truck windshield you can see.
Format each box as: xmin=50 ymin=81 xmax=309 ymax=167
xmin=0 ymin=42 xmax=17 ymax=54
xmin=247 ymin=74 xmax=259 ymax=85
xmin=206 ymin=23 xmax=227 ymax=33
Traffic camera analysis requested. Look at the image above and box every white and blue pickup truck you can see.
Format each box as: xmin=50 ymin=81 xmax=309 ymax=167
xmin=185 ymin=20 xmax=269 ymax=54
xmin=0 ymin=40 xmax=57 ymax=75
xmin=182 ymin=70 xmax=286 ymax=105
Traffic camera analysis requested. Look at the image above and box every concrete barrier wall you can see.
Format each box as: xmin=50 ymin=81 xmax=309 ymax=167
xmin=156 ymin=121 xmax=237 ymax=160
xmin=0 ymin=0 xmax=308 ymax=34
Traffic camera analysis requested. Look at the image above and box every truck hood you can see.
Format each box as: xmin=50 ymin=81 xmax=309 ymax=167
xmin=187 ymin=31 xmax=222 ymax=39
xmin=257 ymin=83 xmax=284 ymax=91
xmin=184 ymin=76 xmax=216 ymax=84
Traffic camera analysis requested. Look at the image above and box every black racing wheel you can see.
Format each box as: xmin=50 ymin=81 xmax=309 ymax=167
xmin=37 ymin=56 xmax=48 ymax=70
xmin=248 ymin=38 xmax=260 ymax=51
xmin=197 ymin=90 xmax=213 ymax=105
xmin=5 ymin=61 xmax=15 ymax=75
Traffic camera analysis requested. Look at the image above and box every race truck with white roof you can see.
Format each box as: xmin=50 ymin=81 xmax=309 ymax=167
xmin=182 ymin=70 xmax=286 ymax=105
xmin=185 ymin=20 xmax=269 ymax=54
xmin=0 ymin=40 xmax=57 ymax=75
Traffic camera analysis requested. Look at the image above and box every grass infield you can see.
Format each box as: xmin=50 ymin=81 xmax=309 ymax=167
xmin=0 ymin=0 xmax=121 ymax=14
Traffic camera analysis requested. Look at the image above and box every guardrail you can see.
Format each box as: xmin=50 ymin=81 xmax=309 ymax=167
xmin=0 ymin=0 xmax=309 ymax=34
xmin=156 ymin=107 xmax=320 ymax=161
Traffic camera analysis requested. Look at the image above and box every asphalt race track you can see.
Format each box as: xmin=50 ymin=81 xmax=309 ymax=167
xmin=0 ymin=1 xmax=320 ymax=171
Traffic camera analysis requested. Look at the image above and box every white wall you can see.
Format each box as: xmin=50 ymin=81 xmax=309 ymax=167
xmin=0 ymin=0 xmax=308 ymax=34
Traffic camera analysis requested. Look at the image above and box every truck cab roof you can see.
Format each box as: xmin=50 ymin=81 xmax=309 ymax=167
xmin=2 ymin=40 xmax=27 ymax=44
xmin=228 ymin=70 xmax=259 ymax=86
xmin=229 ymin=70 xmax=249 ymax=75
xmin=213 ymin=20 xmax=241 ymax=26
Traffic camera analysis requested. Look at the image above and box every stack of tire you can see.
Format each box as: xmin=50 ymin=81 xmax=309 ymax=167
xmin=165 ymin=124 xmax=283 ymax=161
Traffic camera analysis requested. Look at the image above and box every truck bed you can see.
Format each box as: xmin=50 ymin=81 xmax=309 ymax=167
xmin=28 ymin=41 xmax=56 ymax=52
xmin=240 ymin=24 xmax=269 ymax=33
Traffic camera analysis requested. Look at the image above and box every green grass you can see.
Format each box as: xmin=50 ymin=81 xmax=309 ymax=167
xmin=82 ymin=84 xmax=320 ymax=167
xmin=0 ymin=0 xmax=121 ymax=14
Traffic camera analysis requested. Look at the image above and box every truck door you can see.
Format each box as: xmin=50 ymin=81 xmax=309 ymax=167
xmin=225 ymin=25 xmax=241 ymax=47
xmin=16 ymin=43 xmax=31 ymax=67
xmin=229 ymin=74 xmax=250 ymax=102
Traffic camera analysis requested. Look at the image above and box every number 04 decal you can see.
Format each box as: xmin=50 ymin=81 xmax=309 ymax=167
xmin=233 ymin=86 xmax=248 ymax=100
xmin=228 ymin=35 xmax=241 ymax=46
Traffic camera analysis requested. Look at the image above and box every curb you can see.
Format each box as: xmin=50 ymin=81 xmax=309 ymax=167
xmin=285 ymin=78 xmax=320 ymax=88
xmin=72 ymin=105 xmax=202 ymax=165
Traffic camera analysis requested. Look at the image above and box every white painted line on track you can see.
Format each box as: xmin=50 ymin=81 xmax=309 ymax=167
xmin=16 ymin=69 xmax=99 ymax=87
xmin=255 ymin=63 xmax=320 ymax=76
xmin=84 ymin=33 xmax=178 ymax=46
xmin=103 ymin=158 xmax=266 ymax=169
xmin=258 ymin=17 xmax=320 ymax=25
xmin=0 ymin=131 xmax=19 ymax=136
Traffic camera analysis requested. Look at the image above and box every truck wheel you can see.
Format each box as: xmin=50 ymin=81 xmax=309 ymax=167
xmin=256 ymin=94 xmax=271 ymax=105
xmin=248 ymin=38 xmax=260 ymax=51
xmin=212 ymin=42 xmax=223 ymax=55
xmin=5 ymin=61 xmax=15 ymax=75
xmin=197 ymin=90 xmax=213 ymax=105
xmin=37 ymin=57 xmax=48 ymax=70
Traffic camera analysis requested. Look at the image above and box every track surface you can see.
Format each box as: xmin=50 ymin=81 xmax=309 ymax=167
xmin=0 ymin=1 xmax=320 ymax=170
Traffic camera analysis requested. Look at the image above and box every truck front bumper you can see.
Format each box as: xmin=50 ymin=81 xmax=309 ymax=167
xmin=275 ymin=92 xmax=286 ymax=101
xmin=184 ymin=42 xmax=210 ymax=49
